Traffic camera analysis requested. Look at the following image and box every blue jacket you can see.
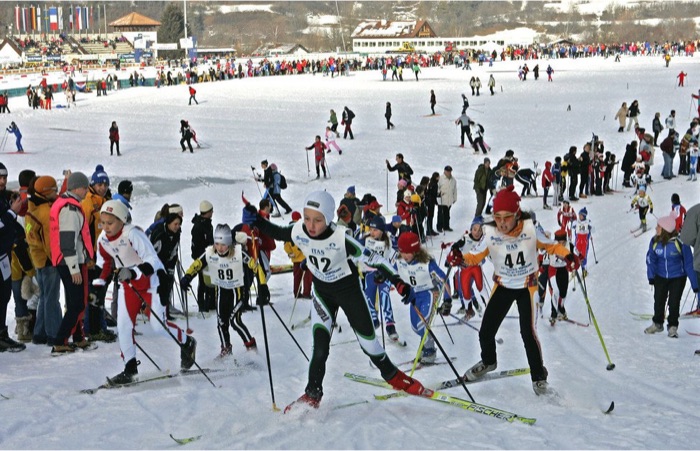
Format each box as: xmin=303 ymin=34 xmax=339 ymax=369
xmin=646 ymin=237 xmax=698 ymax=290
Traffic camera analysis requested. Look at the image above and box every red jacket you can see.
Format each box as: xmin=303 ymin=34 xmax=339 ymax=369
xmin=189 ymin=86 xmax=196 ymax=95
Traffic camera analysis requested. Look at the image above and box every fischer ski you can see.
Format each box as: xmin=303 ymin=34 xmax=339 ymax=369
xmin=291 ymin=316 xmax=311 ymax=330
xmin=170 ymin=434 xmax=203 ymax=445
xmin=344 ymin=372 xmax=535 ymax=425
xmin=397 ymin=356 xmax=456 ymax=367
xmin=559 ymin=317 xmax=590 ymax=327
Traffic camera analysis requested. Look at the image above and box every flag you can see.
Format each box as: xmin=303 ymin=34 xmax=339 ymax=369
xmin=75 ymin=6 xmax=82 ymax=31
xmin=69 ymin=5 xmax=73 ymax=30
xmin=21 ymin=7 xmax=27 ymax=33
xmin=36 ymin=6 xmax=41 ymax=33
xmin=50 ymin=7 xmax=58 ymax=31
xmin=58 ymin=6 xmax=64 ymax=30
xmin=30 ymin=6 xmax=36 ymax=31
xmin=83 ymin=5 xmax=89 ymax=30
xmin=14 ymin=6 xmax=20 ymax=33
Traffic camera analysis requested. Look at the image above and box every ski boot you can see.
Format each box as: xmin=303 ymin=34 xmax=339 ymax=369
xmin=219 ymin=344 xmax=233 ymax=358
xmin=180 ymin=336 xmax=197 ymax=369
xmin=284 ymin=387 xmax=323 ymax=413
xmin=440 ymin=300 xmax=452 ymax=316
xmin=386 ymin=324 xmax=400 ymax=342
xmin=464 ymin=303 xmax=476 ymax=321
xmin=557 ymin=305 xmax=568 ymax=321
xmin=463 ymin=360 xmax=497 ymax=382
xmin=244 ymin=338 xmax=257 ymax=350
xmin=420 ymin=347 xmax=437 ymax=364
xmin=108 ymin=358 xmax=139 ymax=386
xmin=644 ymin=323 xmax=663 ymax=334
xmin=668 ymin=326 xmax=678 ymax=338
xmin=386 ymin=370 xmax=426 ymax=395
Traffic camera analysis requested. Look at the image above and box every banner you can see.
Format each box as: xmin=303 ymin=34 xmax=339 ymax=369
xmin=50 ymin=7 xmax=58 ymax=31
xmin=69 ymin=6 xmax=73 ymax=30
xmin=36 ymin=6 xmax=41 ymax=32
xmin=30 ymin=6 xmax=36 ymax=31
xmin=58 ymin=6 xmax=64 ymax=30
xmin=75 ymin=6 xmax=82 ymax=31
xmin=21 ymin=7 xmax=27 ymax=33
xmin=14 ymin=6 xmax=20 ymax=33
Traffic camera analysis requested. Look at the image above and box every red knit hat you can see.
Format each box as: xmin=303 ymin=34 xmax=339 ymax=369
xmin=492 ymin=185 xmax=521 ymax=214
xmin=397 ymin=232 xmax=421 ymax=254
xmin=291 ymin=211 xmax=301 ymax=222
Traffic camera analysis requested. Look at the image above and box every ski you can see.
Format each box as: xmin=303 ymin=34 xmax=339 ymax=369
xmin=686 ymin=330 xmax=700 ymax=337
xmin=397 ymin=356 xmax=456 ymax=367
xmin=633 ymin=228 xmax=650 ymax=238
xmin=629 ymin=311 xmax=653 ymax=320
xmin=376 ymin=368 xmax=531 ymax=400
xmin=170 ymin=434 xmax=203 ymax=445
xmin=344 ymin=372 xmax=535 ymax=425
xmin=434 ymin=367 xmax=531 ymax=390
xmin=560 ymin=318 xmax=590 ymax=327
xmin=332 ymin=399 xmax=370 ymax=410
xmin=0 ymin=393 xmax=9 ymax=400
xmin=80 ymin=368 xmax=224 ymax=395
xmin=389 ymin=336 xmax=407 ymax=347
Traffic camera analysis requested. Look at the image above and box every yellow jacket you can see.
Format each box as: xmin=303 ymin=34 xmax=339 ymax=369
xmin=81 ymin=188 xmax=107 ymax=247
xmin=24 ymin=197 xmax=53 ymax=270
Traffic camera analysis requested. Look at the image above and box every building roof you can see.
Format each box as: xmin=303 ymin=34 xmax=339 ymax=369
xmin=351 ymin=20 xmax=437 ymax=39
xmin=109 ymin=12 xmax=161 ymax=27
xmin=0 ymin=38 xmax=23 ymax=56
xmin=267 ymin=44 xmax=309 ymax=54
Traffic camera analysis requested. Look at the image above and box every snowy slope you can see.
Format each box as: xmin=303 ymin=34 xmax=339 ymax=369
xmin=1 ymin=55 xmax=700 ymax=449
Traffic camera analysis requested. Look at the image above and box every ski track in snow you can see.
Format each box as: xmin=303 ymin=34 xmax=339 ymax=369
xmin=1 ymin=56 xmax=700 ymax=449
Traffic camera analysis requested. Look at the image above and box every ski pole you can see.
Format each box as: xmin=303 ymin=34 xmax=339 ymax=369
xmin=258 ymin=300 xmax=280 ymax=411
xmin=324 ymin=157 xmax=331 ymax=179
xmin=410 ymin=303 xmax=475 ymax=402
xmin=376 ymin=289 xmax=385 ymax=349
xmin=250 ymin=166 xmax=264 ymax=198
xmin=305 ymin=149 xmax=310 ymax=179
xmin=574 ymin=270 xmax=615 ymax=371
xmin=590 ymin=235 xmax=599 ymax=264
xmin=267 ymin=303 xmax=309 ymax=362
xmin=127 ymin=281 xmax=216 ymax=387
xmin=288 ymin=272 xmax=305 ymax=327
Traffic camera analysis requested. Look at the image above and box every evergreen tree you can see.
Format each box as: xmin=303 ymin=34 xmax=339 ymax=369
xmin=158 ymin=3 xmax=190 ymax=59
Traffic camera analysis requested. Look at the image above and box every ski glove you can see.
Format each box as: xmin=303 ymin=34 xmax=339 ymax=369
xmin=180 ymin=274 xmax=193 ymax=290
xmin=118 ymin=268 xmax=136 ymax=282
xmin=648 ymin=278 xmax=655 ymax=286
xmin=299 ymin=258 xmax=308 ymax=271
xmin=242 ymin=204 xmax=259 ymax=225
xmin=257 ymin=283 xmax=270 ymax=305
xmin=401 ymin=289 xmax=416 ymax=305
xmin=446 ymin=250 xmax=464 ymax=267
xmin=564 ymin=253 xmax=581 ymax=272
xmin=394 ymin=279 xmax=411 ymax=297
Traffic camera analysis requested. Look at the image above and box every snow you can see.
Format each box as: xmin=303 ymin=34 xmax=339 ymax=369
xmin=2 ymin=54 xmax=700 ymax=449
xmin=214 ymin=4 xmax=274 ymax=15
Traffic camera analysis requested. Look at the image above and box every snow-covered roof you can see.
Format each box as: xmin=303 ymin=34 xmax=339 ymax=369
xmin=351 ymin=20 xmax=436 ymax=39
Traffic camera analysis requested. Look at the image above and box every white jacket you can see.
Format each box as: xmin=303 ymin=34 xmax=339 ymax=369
xmin=438 ymin=175 xmax=457 ymax=206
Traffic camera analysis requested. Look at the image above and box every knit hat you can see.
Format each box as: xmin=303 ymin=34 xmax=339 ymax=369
xmin=214 ymin=224 xmax=233 ymax=246
xmin=471 ymin=215 xmax=484 ymax=227
xmin=0 ymin=163 xmax=7 ymax=177
xmin=304 ymin=190 xmax=335 ymax=225
xmin=579 ymin=207 xmax=588 ymax=219
xmin=199 ymin=200 xmax=213 ymax=213
xmin=169 ymin=204 xmax=184 ymax=216
xmin=100 ymin=199 xmax=129 ymax=223
xmin=118 ymin=180 xmax=133 ymax=195
xmin=261 ymin=160 xmax=268 ymax=166
xmin=492 ymin=185 xmax=521 ymax=214
xmin=397 ymin=232 xmax=421 ymax=254
xmin=18 ymin=169 xmax=36 ymax=187
xmin=657 ymin=214 xmax=677 ymax=233
xmin=291 ymin=211 xmax=301 ymax=222
xmin=90 ymin=165 xmax=109 ymax=186
xmin=368 ymin=215 xmax=386 ymax=231
xmin=391 ymin=215 xmax=402 ymax=224
xmin=270 ymin=163 xmax=278 ymax=171
xmin=444 ymin=165 xmax=453 ymax=172
xmin=67 ymin=172 xmax=89 ymax=190
xmin=397 ymin=179 xmax=408 ymax=189
xmin=34 ymin=176 xmax=57 ymax=197
xmin=410 ymin=194 xmax=421 ymax=205
xmin=367 ymin=200 xmax=382 ymax=211
xmin=347 ymin=186 xmax=355 ymax=195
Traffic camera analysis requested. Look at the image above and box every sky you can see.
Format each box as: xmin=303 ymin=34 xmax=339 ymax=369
xmin=1 ymin=53 xmax=700 ymax=449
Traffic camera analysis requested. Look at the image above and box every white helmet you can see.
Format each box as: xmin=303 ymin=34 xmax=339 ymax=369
xmin=214 ymin=224 xmax=232 ymax=246
xmin=304 ymin=190 xmax=335 ymax=225
xmin=100 ymin=200 xmax=129 ymax=223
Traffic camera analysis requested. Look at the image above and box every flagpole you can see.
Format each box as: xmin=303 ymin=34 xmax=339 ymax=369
xmin=183 ymin=0 xmax=188 ymax=60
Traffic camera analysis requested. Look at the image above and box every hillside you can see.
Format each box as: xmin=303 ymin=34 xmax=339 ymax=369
xmin=2 ymin=1 xmax=699 ymax=54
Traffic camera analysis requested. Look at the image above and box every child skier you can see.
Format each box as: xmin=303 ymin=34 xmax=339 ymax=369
xmin=557 ymin=200 xmax=576 ymax=240
xmin=572 ymin=208 xmax=594 ymax=277
xmin=457 ymin=185 xmax=579 ymax=395
xmin=671 ymin=193 xmax=686 ymax=232
xmin=548 ymin=229 xmax=574 ymax=323
xmin=245 ymin=191 xmax=425 ymax=410
xmin=324 ymin=126 xmax=342 ymax=154
xmin=631 ymin=187 xmax=654 ymax=234
xmin=95 ymin=200 xmax=197 ymax=384
xmin=688 ymin=141 xmax=698 ymax=181
xmin=360 ymin=215 xmax=400 ymax=342
xmin=541 ymin=161 xmax=553 ymax=209
xmin=305 ymin=135 xmax=328 ymax=179
xmin=396 ymin=232 xmax=451 ymax=364
xmin=180 ymin=224 xmax=257 ymax=357
xmin=444 ymin=217 xmax=488 ymax=320
xmin=6 ymin=122 xmax=23 ymax=152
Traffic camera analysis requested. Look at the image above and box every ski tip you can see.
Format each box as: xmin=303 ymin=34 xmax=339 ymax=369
xmin=603 ymin=401 xmax=615 ymax=414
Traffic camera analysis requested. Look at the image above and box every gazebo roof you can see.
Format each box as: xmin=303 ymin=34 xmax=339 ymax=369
xmin=109 ymin=12 xmax=161 ymax=27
